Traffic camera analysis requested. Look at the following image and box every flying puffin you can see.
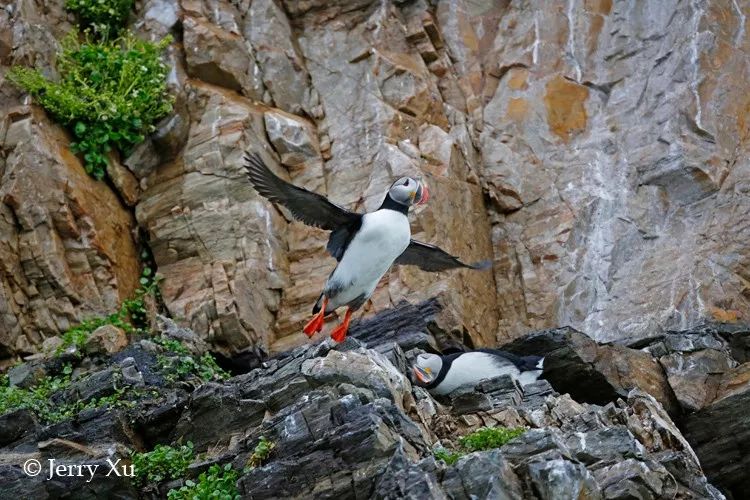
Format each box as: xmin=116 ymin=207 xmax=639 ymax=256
xmin=243 ymin=152 xmax=490 ymax=342
xmin=412 ymin=349 xmax=544 ymax=395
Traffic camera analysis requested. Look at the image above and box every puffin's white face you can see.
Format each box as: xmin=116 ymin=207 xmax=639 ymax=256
xmin=412 ymin=353 xmax=442 ymax=385
xmin=388 ymin=177 xmax=430 ymax=206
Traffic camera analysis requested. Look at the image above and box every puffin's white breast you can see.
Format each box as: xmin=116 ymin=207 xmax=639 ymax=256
xmin=326 ymin=209 xmax=411 ymax=308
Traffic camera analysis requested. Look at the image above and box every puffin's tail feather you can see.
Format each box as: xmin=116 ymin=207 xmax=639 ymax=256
xmin=312 ymin=293 xmax=326 ymax=314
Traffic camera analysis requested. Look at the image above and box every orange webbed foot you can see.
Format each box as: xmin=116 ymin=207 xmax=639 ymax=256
xmin=330 ymin=323 xmax=348 ymax=342
xmin=330 ymin=308 xmax=352 ymax=343
xmin=303 ymin=315 xmax=323 ymax=337
xmin=303 ymin=297 xmax=328 ymax=338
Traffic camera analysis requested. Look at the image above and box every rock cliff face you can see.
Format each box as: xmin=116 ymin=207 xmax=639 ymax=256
xmin=3 ymin=0 xmax=749 ymax=357
xmin=483 ymin=0 xmax=750 ymax=343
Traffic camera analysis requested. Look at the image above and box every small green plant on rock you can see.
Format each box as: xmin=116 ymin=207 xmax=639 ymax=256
xmin=0 ymin=366 xmax=72 ymax=421
xmin=247 ymin=436 xmax=275 ymax=468
xmin=155 ymin=337 xmax=230 ymax=384
xmin=433 ymin=447 xmax=462 ymax=466
xmin=457 ymin=426 xmax=526 ymax=452
xmin=0 ymin=365 xmax=134 ymax=422
xmin=153 ymin=337 xmax=190 ymax=355
xmin=56 ymin=265 xmax=160 ymax=355
xmin=433 ymin=426 xmax=526 ymax=465
xmin=123 ymin=263 xmax=161 ymax=331
xmin=132 ymin=442 xmax=195 ymax=486
xmin=65 ymin=0 xmax=134 ymax=36
xmin=8 ymin=30 xmax=173 ymax=180
xmin=57 ymin=313 xmax=134 ymax=354
xmin=167 ymin=463 xmax=240 ymax=500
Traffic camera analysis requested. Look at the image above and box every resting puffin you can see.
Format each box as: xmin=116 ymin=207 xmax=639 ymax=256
xmin=243 ymin=152 xmax=490 ymax=342
xmin=412 ymin=350 xmax=544 ymax=395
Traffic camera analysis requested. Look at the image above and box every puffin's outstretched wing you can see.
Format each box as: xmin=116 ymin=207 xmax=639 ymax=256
xmin=394 ymin=240 xmax=491 ymax=272
xmin=243 ymin=152 xmax=359 ymax=231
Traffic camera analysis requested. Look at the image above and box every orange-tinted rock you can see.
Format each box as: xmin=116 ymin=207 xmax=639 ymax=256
xmin=506 ymin=98 xmax=529 ymax=122
xmin=84 ymin=325 xmax=128 ymax=356
xmin=0 ymin=107 xmax=140 ymax=354
xmin=714 ymin=362 xmax=750 ymax=403
xmin=507 ymin=69 xmax=529 ymax=90
xmin=543 ymin=76 xmax=589 ymax=142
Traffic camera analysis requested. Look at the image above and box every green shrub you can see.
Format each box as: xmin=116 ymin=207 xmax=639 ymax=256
xmin=132 ymin=442 xmax=195 ymax=486
xmin=167 ymin=463 xmax=240 ymax=500
xmin=153 ymin=337 xmax=189 ymax=356
xmin=8 ymin=30 xmax=172 ymax=180
xmin=433 ymin=426 xmax=526 ymax=465
xmin=66 ymin=0 xmax=134 ymax=36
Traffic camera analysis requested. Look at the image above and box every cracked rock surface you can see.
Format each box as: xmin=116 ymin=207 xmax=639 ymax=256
xmin=0 ymin=304 xmax=735 ymax=498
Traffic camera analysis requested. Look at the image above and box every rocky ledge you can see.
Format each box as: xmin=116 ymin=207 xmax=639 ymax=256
xmin=0 ymin=302 xmax=747 ymax=499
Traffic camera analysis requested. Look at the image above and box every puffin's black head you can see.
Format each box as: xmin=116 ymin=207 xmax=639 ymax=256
xmin=387 ymin=177 xmax=430 ymax=207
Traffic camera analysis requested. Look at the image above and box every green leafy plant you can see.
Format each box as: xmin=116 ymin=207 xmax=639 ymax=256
xmin=153 ymin=337 xmax=190 ymax=355
xmin=157 ymin=351 xmax=230 ymax=384
xmin=57 ymin=313 xmax=134 ymax=354
xmin=132 ymin=442 xmax=195 ymax=486
xmin=0 ymin=367 xmax=72 ymax=420
xmin=123 ymin=264 xmax=161 ymax=331
xmin=433 ymin=427 xmax=526 ymax=465
xmin=457 ymin=426 xmax=526 ymax=452
xmin=155 ymin=337 xmax=230 ymax=384
xmin=433 ymin=447 xmax=462 ymax=466
xmin=167 ymin=463 xmax=240 ymax=500
xmin=65 ymin=0 xmax=134 ymax=36
xmin=247 ymin=436 xmax=275 ymax=468
xmin=8 ymin=30 xmax=172 ymax=180
xmin=0 ymin=366 xmax=134 ymax=422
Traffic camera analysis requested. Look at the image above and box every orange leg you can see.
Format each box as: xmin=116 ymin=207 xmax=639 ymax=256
xmin=330 ymin=308 xmax=352 ymax=342
xmin=303 ymin=297 xmax=328 ymax=338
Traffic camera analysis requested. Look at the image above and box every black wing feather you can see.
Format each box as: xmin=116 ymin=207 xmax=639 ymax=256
xmin=478 ymin=348 xmax=543 ymax=371
xmin=327 ymin=217 xmax=363 ymax=261
xmin=394 ymin=240 xmax=491 ymax=272
xmin=242 ymin=152 xmax=360 ymax=231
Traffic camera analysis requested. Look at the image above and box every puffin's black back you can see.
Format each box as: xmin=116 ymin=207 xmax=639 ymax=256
xmin=476 ymin=348 xmax=542 ymax=371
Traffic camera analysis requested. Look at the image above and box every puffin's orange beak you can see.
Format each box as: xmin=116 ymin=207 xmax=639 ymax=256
xmin=413 ymin=365 xmax=432 ymax=384
xmin=417 ymin=183 xmax=430 ymax=205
